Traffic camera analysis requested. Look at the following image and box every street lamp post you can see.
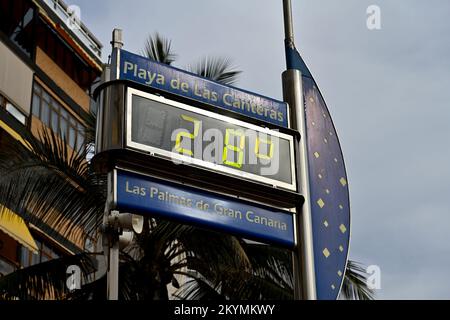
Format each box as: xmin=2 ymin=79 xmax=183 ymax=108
xmin=281 ymin=0 xmax=317 ymax=300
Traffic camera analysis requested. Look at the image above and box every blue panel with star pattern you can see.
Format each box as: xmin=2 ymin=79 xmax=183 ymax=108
xmin=286 ymin=45 xmax=351 ymax=300
xmin=304 ymin=77 xmax=350 ymax=300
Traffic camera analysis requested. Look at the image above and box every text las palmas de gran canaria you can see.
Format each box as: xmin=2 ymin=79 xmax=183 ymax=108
xmin=123 ymin=61 xmax=286 ymax=125
xmin=125 ymin=181 xmax=288 ymax=231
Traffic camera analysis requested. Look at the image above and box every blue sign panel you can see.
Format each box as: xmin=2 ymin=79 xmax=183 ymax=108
xmin=115 ymin=169 xmax=294 ymax=247
xmin=117 ymin=49 xmax=289 ymax=128
xmin=304 ymin=76 xmax=351 ymax=300
xmin=287 ymin=46 xmax=351 ymax=299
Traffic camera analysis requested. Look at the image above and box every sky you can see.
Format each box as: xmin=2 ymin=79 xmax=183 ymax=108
xmin=68 ymin=0 xmax=450 ymax=299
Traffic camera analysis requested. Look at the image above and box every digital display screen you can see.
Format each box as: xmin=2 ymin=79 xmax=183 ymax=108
xmin=126 ymin=89 xmax=296 ymax=190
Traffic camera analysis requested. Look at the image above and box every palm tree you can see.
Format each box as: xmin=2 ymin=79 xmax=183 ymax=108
xmin=0 ymin=33 xmax=373 ymax=300
xmin=142 ymin=32 xmax=241 ymax=86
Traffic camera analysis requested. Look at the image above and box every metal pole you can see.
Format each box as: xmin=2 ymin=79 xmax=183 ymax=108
xmin=110 ymin=28 xmax=123 ymax=81
xmin=105 ymin=171 xmax=119 ymax=300
xmin=105 ymin=209 xmax=120 ymax=301
xmin=283 ymin=0 xmax=295 ymax=48
xmin=107 ymin=238 xmax=119 ymax=300
xmin=282 ymin=0 xmax=317 ymax=300
xmin=111 ymin=28 xmax=124 ymax=49
xmin=104 ymin=31 xmax=123 ymax=300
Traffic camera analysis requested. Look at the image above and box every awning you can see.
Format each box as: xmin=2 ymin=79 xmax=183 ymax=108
xmin=0 ymin=119 xmax=30 ymax=149
xmin=0 ymin=206 xmax=39 ymax=253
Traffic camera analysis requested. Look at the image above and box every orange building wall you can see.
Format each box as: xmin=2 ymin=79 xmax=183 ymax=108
xmin=35 ymin=47 xmax=90 ymax=113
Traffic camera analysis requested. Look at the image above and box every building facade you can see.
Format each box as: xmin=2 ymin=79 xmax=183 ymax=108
xmin=0 ymin=0 xmax=102 ymax=277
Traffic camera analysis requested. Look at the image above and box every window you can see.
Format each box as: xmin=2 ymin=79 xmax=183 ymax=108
xmin=6 ymin=102 xmax=26 ymax=125
xmin=31 ymin=82 xmax=85 ymax=150
xmin=20 ymin=239 xmax=60 ymax=268
xmin=0 ymin=93 xmax=27 ymax=125
xmin=0 ymin=257 xmax=15 ymax=277
xmin=0 ymin=0 xmax=35 ymax=57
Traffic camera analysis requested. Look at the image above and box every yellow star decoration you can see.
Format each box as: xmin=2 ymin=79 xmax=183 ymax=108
xmin=339 ymin=245 xmax=344 ymax=252
xmin=314 ymin=152 xmax=320 ymax=158
xmin=339 ymin=224 xmax=347 ymax=234
xmin=340 ymin=177 xmax=347 ymax=187
xmin=337 ymin=270 xmax=343 ymax=277
xmin=322 ymin=248 xmax=330 ymax=258
xmin=323 ymin=220 xmax=329 ymax=227
xmin=317 ymin=198 xmax=325 ymax=208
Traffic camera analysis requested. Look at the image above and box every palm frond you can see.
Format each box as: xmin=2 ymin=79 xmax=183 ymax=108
xmin=172 ymin=235 xmax=293 ymax=300
xmin=179 ymin=230 xmax=251 ymax=271
xmin=142 ymin=32 xmax=177 ymax=65
xmin=0 ymin=129 xmax=105 ymax=241
xmin=187 ymin=56 xmax=241 ymax=85
xmin=243 ymin=243 xmax=293 ymax=293
xmin=0 ymin=253 xmax=96 ymax=300
xmin=67 ymin=275 xmax=106 ymax=300
xmin=174 ymin=276 xmax=225 ymax=301
xmin=174 ymin=261 xmax=292 ymax=300
xmin=83 ymin=112 xmax=97 ymax=145
xmin=339 ymin=260 xmax=375 ymax=300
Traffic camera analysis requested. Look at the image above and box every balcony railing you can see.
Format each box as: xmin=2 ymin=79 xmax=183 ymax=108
xmin=40 ymin=0 xmax=103 ymax=61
